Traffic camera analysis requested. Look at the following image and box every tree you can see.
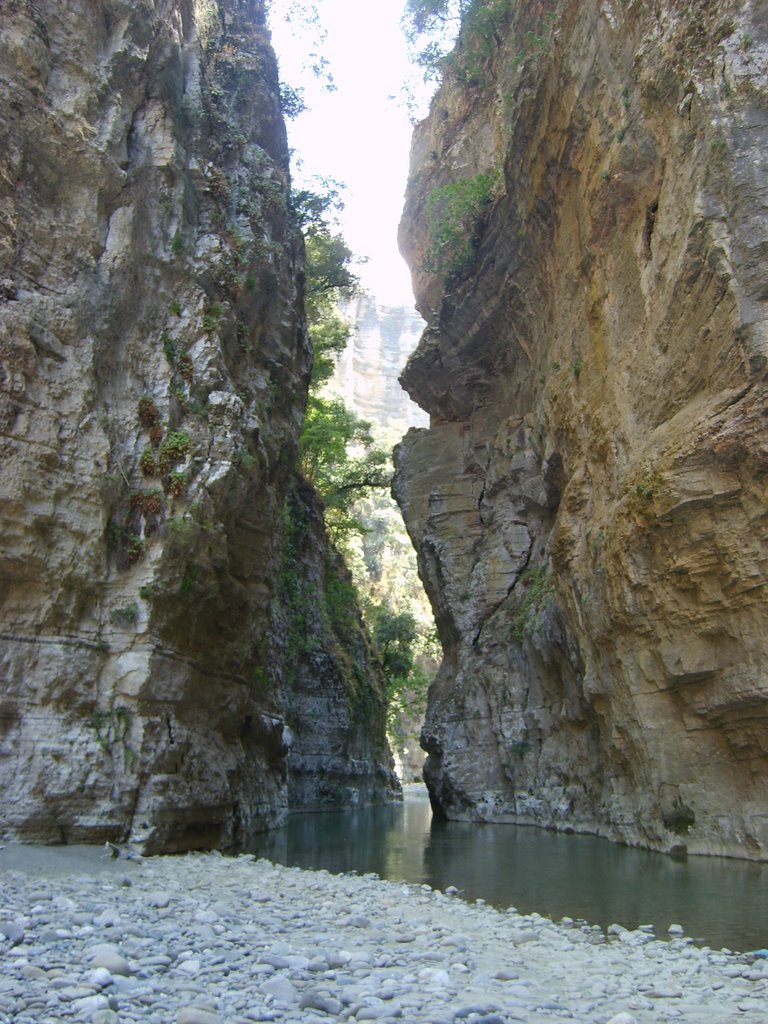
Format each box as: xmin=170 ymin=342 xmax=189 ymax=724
xmin=295 ymin=184 xmax=391 ymax=539
xmin=402 ymin=0 xmax=513 ymax=85
xmin=369 ymin=605 xmax=419 ymax=684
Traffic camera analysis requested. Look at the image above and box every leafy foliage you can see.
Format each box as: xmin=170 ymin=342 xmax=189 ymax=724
xmin=423 ymin=168 xmax=504 ymax=282
xmin=369 ymin=605 xmax=420 ymax=682
xmin=294 ymin=185 xmax=390 ymax=540
xmin=510 ymin=565 xmax=554 ymax=641
xmin=366 ymin=602 xmax=435 ymax=729
xmin=403 ymin=0 xmax=514 ymax=85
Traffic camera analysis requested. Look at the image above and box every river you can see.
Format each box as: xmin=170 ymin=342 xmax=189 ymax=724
xmin=246 ymin=786 xmax=768 ymax=953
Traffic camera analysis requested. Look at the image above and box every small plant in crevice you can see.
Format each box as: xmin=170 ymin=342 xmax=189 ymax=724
xmin=169 ymin=380 xmax=189 ymax=415
xmin=169 ymin=300 xmax=182 ymax=317
xmin=87 ymin=705 xmax=137 ymax=769
xmin=422 ymin=168 xmax=504 ymax=283
xmin=106 ymin=519 xmax=145 ymax=569
xmin=126 ymin=533 xmax=145 ymax=565
xmin=178 ymin=353 xmax=194 ymax=384
xmin=710 ymin=132 xmax=728 ymax=160
xmin=161 ymin=331 xmax=177 ymax=365
xmin=149 ymin=424 xmax=164 ymax=448
xmin=171 ymin=231 xmax=183 ymax=256
xmin=187 ymin=397 xmax=210 ymax=420
xmin=180 ymin=560 xmax=200 ymax=594
xmin=233 ymin=448 xmax=256 ymax=472
xmin=165 ymin=516 xmax=199 ymax=548
xmin=110 ymin=602 xmax=139 ymax=625
xmin=508 ymin=738 xmax=531 ymax=760
xmin=139 ymin=448 xmax=158 ymax=477
xmin=128 ymin=490 xmax=166 ymax=535
xmin=138 ymin=584 xmax=154 ymax=601
xmin=167 ymin=470 xmax=188 ymax=498
xmin=158 ymin=431 xmax=190 ymax=477
xmin=137 ymin=397 xmax=160 ymax=429
xmin=510 ymin=565 xmax=554 ymax=642
xmin=572 ymin=357 xmax=583 ymax=378
xmin=202 ymin=303 xmax=222 ymax=334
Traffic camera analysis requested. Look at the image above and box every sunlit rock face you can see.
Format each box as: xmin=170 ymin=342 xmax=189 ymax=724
xmin=0 ymin=0 xmax=393 ymax=852
xmin=333 ymin=295 xmax=428 ymax=434
xmin=396 ymin=0 xmax=768 ymax=858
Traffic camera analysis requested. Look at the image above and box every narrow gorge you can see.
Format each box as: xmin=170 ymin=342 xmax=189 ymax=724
xmin=395 ymin=0 xmax=768 ymax=859
xmin=2 ymin=0 xmax=767 ymax=868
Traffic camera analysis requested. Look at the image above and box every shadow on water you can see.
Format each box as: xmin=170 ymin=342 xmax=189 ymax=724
xmin=245 ymin=789 xmax=768 ymax=953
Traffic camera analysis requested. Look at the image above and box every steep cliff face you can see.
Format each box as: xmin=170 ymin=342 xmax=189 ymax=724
xmin=0 ymin=0 xmax=393 ymax=853
xmin=396 ymin=0 xmax=768 ymax=858
xmin=270 ymin=480 xmax=399 ymax=810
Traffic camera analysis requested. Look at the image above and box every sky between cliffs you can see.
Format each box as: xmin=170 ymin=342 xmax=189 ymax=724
xmin=268 ymin=0 xmax=431 ymax=307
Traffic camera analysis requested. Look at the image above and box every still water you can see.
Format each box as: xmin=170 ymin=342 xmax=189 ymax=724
xmin=246 ymin=788 xmax=768 ymax=953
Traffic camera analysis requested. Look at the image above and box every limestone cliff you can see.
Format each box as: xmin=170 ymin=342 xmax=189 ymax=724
xmin=333 ymin=295 xmax=428 ymax=435
xmin=0 ymin=0 xmax=394 ymax=853
xmin=396 ymin=0 xmax=768 ymax=858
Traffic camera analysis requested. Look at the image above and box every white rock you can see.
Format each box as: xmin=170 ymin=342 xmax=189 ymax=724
xmin=71 ymin=994 xmax=109 ymax=1014
xmin=260 ymin=975 xmax=299 ymax=1004
xmin=176 ymin=1009 xmax=223 ymax=1024
xmin=86 ymin=966 xmax=113 ymax=988
xmin=89 ymin=950 xmax=131 ymax=976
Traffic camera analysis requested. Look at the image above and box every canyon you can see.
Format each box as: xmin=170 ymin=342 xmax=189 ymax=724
xmin=395 ymin=0 xmax=768 ymax=858
xmin=2 ymin=0 xmax=768 ymax=866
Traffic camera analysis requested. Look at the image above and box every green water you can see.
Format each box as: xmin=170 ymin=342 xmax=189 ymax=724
xmin=246 ymin=789 xmax=768 ymax=953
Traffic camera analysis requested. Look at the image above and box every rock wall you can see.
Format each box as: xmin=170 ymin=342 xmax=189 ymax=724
xmin=0 ymin=0 xmax=393 ymax=853
xmin=270 ymin=479 xmax=400 ymax=810
xmin=396 ymin=0 xmax=768 ymax=858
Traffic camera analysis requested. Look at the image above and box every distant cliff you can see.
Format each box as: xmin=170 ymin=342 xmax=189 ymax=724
xmin=333 ymin=295 xmax=428 ymax=435
xmin=0 ymin=0 xmax=395 ymax=852
xmin=396 ymin=0 xmax=768 ymax=858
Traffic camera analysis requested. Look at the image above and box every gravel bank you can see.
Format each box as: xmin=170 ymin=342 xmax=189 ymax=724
xmin=1 ymin=846 xmax=766 ymax=1024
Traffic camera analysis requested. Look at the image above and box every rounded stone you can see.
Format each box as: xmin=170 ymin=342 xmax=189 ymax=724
xmin=176 ymin=1009 xmax=223 ymax=1024
xmin=89 ymin=951 xmax=132 ymax=976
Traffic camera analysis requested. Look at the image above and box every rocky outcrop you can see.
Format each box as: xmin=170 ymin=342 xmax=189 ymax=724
xmin=0 ymin=0 xmax=393 ymax=853
xmin=396 ymin=0 xmax=768 ymax=858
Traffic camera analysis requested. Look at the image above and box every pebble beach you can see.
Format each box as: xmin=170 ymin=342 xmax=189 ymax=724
xmin=0 ymin=844 xmax=766 ymax=1024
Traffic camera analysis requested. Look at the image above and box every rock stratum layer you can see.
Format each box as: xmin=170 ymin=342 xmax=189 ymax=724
xmin=0 ymin=0 xmax=396 ymax=853
xmin=396 ymin=0 xmax=768 ymax=858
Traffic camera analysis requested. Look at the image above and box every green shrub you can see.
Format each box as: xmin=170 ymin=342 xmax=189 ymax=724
xmin=510 ymin=566 xmax=553 ymax=642
xmin=110 ymin=602 xmax=139 ymax=625
xmin=422 ymin=168 xmax=504 ymax=281
xmin=158 ymin=431 xmax=190 ymax=475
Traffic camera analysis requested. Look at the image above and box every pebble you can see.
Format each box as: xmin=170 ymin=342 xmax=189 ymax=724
xmin=0 ymin=849 xmax=765 ymax=1024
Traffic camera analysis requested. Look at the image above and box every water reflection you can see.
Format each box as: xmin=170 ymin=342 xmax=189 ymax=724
xmin=245 ymin=790 xmax=768 ymax=952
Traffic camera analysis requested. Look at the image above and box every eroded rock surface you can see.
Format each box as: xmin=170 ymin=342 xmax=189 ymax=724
xmin=0 ymin=0 xmax=395 ymax=852
xmin=396 ymin=0 xmax=768 ymax=857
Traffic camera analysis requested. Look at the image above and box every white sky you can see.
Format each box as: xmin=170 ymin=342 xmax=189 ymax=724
xmin=268 ymin=0 xmax=430 ymax=306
